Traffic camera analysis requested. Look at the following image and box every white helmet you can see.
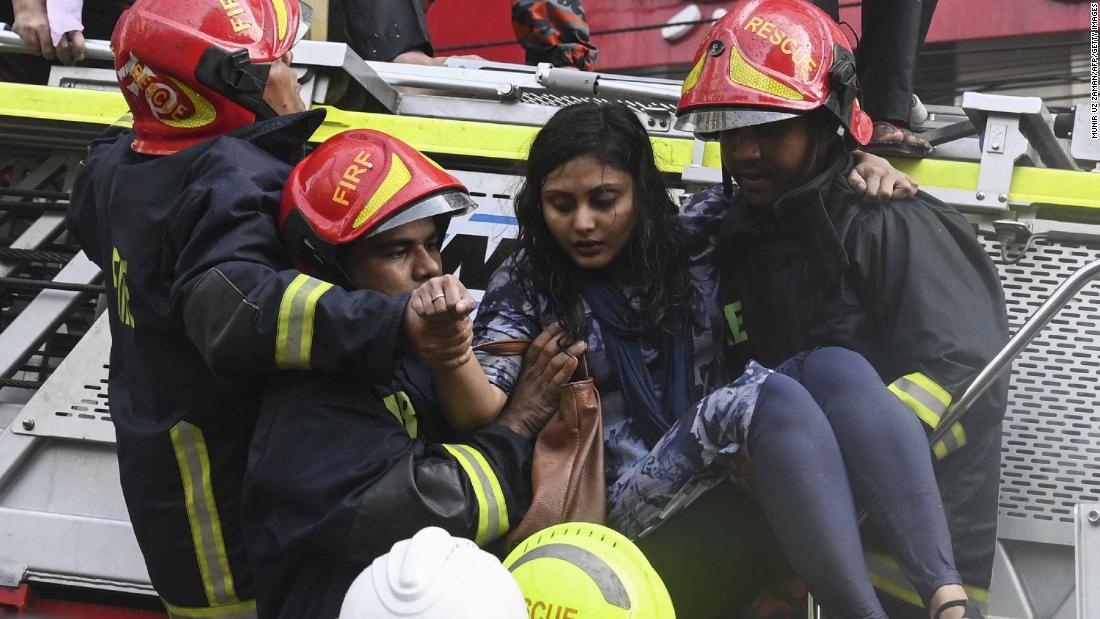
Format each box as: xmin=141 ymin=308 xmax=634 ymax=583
xmin=340 ymin=527 xmax=528 ymax=618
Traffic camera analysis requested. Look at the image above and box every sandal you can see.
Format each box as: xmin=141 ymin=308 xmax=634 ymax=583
xmin=933 ymin=599 xmax=986 ymax=619
xmin=863 ymin=120 xmax=934 ymax=158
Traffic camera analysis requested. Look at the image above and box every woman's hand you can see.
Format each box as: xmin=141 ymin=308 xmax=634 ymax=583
xmin=56 ymin=30 xmax=85 ymax=65
xmin=12 ymin=0 xmax=55 ymax=60
xmin=496 ymin=323 xmax=587 ymax=439
xmin=405 ymin=275 xmax=477 ymax=370
xmin=409 ymin=274 xmax=476 ymax=323
xmin=849 ymin=150 xmax=919 ymax=203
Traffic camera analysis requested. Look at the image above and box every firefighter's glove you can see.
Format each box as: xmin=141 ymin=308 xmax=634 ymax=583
xmin=496 ymin=323 xmax=586 ymax=440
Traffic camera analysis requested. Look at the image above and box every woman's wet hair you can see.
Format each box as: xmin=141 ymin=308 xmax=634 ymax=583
xmin=511 ymin=101 xmax=688 ymax=342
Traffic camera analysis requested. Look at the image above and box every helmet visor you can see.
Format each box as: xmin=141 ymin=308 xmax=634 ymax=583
xmin=675 ymin=109 xmax=800 ymax=140
xmin=369 ymin=191 xmax=479 ymax=237
xmin=295 ymin=1 xmax=313 ymax=44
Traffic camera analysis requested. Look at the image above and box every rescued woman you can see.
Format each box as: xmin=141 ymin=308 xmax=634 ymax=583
xmin=672 ymin=1 xmax=1007 ymax=618
xmin=434 ymin=95 xmax=972 ymax=618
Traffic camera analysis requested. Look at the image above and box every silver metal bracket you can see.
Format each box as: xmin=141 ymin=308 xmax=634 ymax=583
xmin=1070 ymin=104 xmax=1100 ymax=164
xmin=641 ymin=106 xmax=672 ymax=133
xmin=1076 ymin=503 xmax=1100 ymax=619
xmin=681 ymin=138 xmax=721 ymax=191
xmin=961 ymin=92 xmax=1081 ymax=212
xmin=12 ymin=314 xmax=115 ymax=444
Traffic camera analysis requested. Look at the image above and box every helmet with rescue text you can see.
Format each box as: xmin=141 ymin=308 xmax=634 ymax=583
xmin=675 ymin=0 xmax=872 ymax=145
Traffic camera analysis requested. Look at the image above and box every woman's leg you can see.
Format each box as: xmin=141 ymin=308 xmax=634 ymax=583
xmin=794 ymin=347 xmax=963 ymax=609
xmin=748 ymin=373 xmax=888 ymax=619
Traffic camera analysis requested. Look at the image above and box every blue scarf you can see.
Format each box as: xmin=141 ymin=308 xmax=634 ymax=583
xmin=582 ymin=278 xmax=694 ymax=448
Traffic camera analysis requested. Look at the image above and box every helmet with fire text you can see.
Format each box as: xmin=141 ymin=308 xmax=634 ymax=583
xmin=111 ymin=0 xmax=312 ymax=155
xmin=675 ymin=0 xmax=872 ymax=144
xmin=340 ymin=527 xmax=527 ymax=619
xmin=505 ymin=523 xmax=676 ymax=619
xmin=277 ymin=129 xmax=477 ymax=285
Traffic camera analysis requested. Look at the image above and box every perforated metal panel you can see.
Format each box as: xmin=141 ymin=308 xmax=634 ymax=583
xmin=980 ymin=235 xmax=1100 ymax=529
xmin=12 ymin=314 xmax=115 ymax=444
xmin=519 ymin=91 xmax=677 ymax=115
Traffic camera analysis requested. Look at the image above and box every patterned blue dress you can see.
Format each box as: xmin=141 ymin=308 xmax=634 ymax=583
xmin=473 ymin=195 xmax=773 ymax=539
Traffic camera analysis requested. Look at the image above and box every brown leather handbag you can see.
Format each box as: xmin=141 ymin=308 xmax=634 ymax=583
xmin=473 ymin=340 xmax=606 ymax=548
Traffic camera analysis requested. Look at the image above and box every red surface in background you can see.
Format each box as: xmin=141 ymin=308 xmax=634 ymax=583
xmin=426 ymin=0 xmax=1093 ymax=71
xmin=0 ymin=584 xmax=167 ymax=618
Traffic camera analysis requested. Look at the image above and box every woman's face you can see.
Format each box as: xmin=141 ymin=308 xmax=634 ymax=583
xmin=540 ymin=155 xmax=637 ymax=270
xmin=719 ymin=115 xmax=820 ymax=209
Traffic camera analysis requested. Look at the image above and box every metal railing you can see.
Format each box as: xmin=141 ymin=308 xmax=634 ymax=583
xmin=0 ymin=28 xmax=112 ymax=61
xmin=930 ymin=258 xmax=1100 ymax=445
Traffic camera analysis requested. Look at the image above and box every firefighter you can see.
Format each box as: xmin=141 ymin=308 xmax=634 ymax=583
xmin=243 ymin=129 xmax=585 ymax=619
xmin=66 ymin=2 xmax=473 ymax=617
xmin=675 ymin=1 xmax=1008 ymax=618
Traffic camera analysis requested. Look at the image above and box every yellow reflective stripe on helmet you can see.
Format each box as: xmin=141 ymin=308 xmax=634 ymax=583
xmin=888 ymin=372 xmax=966 ymax=459
xmin=728 ymin=46 xmax=804 ymax=101
xmin=170 ymin=422 xmax=240 ymax=606
xmin=353 ymin=152 xmax=412 ymax=229
xmin=865 ymin=550 xmax=990 ymax=610
xmin=681 ymin=54 xmax=705 ymax=95
xmin=443 ymin=444 xmax=509 ymax=545
xmin=163 ymin=78 xmax=217 ymax=129
xmin=275 ymin=274 xmax=334 ymax=369
xmin=271 ymin=0 xmax=289 ymax=41
xmin=164 ymin=599 xmax=257 ymax=619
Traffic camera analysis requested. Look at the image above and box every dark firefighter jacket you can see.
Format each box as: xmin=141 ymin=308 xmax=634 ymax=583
xmin=243 ymin=355 xmax=533 ymax=619
xmin=702 ymin=145 xmax=1009 ymax=604
xmin=66 ymin=110 xmax=409 ymax=615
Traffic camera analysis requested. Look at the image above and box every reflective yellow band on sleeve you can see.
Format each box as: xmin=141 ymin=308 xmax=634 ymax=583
xmin=443 ymin=443 xmax=509 ymax=545
xmin=164 ymin=599 xmax=257 ymax=619
xmin=932 ymin=421 xmax=968 ymax=460
xmin=888 ymin=372 xmax=966 ymax=459
xmin=889 ymin=373 xmax=951 ymax=426
xmin=170 ymin=422 xmax=240 ymax=606
xmin=275 ymin=274 xmax=334 ymax=369
xmin=865 ymin=549 xmax=989 ymax=610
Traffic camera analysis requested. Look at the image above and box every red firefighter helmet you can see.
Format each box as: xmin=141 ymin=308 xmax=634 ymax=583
xmin=111 ymin=0 xmax=311 ymax=155
xmin=278 ymin=129 xmax=477 ymax=284
xmin=675 ymin=0 xmax=872 ymax=144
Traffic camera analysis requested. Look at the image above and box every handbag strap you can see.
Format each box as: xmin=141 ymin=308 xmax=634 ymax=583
xmin=473 ymin=339 xmax=590 ymax=381
xmin=473 ymin=339 xmax=531 ymax=356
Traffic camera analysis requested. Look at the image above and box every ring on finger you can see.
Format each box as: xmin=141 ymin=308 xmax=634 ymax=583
xmin=430 ymin=293 xmax=446 ymax=301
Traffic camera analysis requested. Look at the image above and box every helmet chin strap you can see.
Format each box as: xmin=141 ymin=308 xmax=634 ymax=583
xmin=721 ymin=161 xmax=734 ymax=200
xmin=196 ymin=47 xmax=280 ymax=121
